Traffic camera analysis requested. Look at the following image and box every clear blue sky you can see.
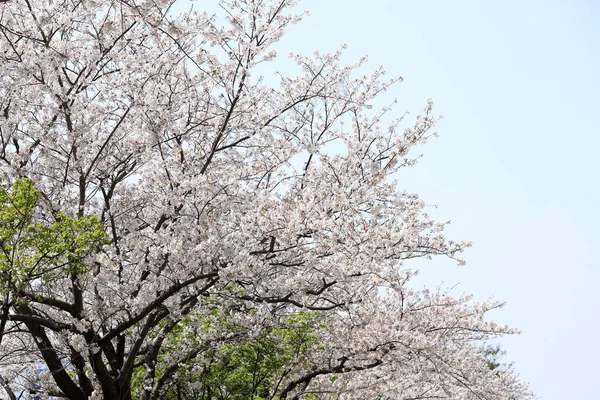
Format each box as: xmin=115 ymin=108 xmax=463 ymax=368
xmin=177 ymin=1 xmax=600 ymax=398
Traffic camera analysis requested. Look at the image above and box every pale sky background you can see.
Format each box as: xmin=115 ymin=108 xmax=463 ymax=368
xmin=176 ymin=1 xmax=600 ymax=398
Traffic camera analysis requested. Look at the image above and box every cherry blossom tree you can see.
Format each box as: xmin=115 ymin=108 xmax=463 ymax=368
xmin=0 ymin=0 xmax=532 ymax=399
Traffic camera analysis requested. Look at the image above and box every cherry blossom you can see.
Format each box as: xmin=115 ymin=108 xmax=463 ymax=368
xmin=0 ymin=0 xmax=531 ymax=399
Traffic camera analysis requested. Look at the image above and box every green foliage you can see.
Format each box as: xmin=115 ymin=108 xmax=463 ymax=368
xmin=132 ymin=310 xmax=322 ymax=400
xmin=482 ymin=345 xmax=505 ymax=371
xmin=195 ymin=312 xmax=320 ymax=400
xmin=0 ymin=178 xmax=108 ymax=296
